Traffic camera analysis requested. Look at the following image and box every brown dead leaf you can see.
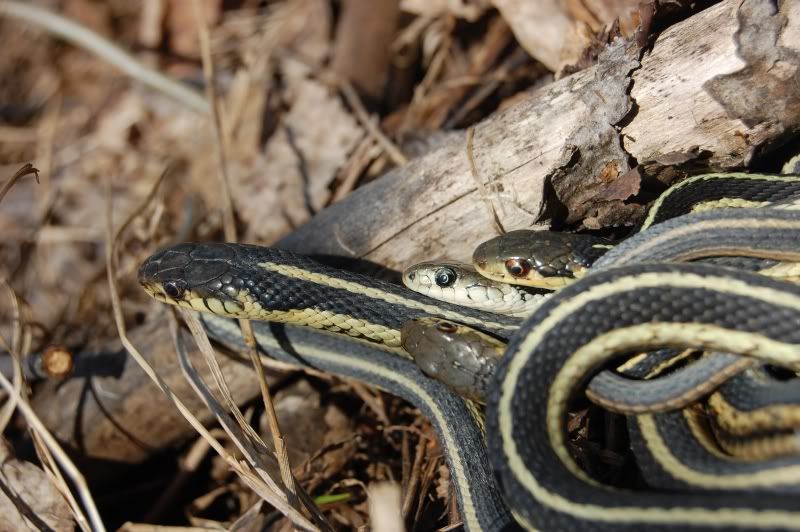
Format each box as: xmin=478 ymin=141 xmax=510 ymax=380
xmin=491 ymin=0 xmax=642 ymax=73
xmin=594 ymin=166 xmax=640 ymax=201
xmin=235 ymin=78 xmax=364 ymax=242
xmin=400 ymin=0 xmax=490 ymax=21
xmin=0 ymin=438 xmax=74 ymax=531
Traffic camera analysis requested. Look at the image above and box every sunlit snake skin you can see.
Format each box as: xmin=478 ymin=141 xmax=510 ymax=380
xmin=489 ymin=262 xmax=800 ymax=530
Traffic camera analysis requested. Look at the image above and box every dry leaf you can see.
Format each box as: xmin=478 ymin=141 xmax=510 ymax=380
xmin=491 ymin=0 xmax=642 ymax=72
xmin=0 ymin=438 xmax=74 ymax=531
xmin=401 ymin=0 xmax=490 ymax=21
xmin=235 ymin=79 xmax=364 ymax=242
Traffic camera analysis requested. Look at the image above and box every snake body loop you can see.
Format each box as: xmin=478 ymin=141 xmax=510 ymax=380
xmin=489 ymin=262 xmax=800 ymax=530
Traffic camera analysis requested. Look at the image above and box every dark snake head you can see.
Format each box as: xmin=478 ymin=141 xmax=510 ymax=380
xmin=138 ymin=242 xmax=257 ymax=317
xmin=472 ymin=230 xmax=609 ymax=289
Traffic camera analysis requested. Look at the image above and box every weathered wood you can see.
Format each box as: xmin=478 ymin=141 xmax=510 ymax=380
xmin=279 ymin=0 xmax=800 ymax=268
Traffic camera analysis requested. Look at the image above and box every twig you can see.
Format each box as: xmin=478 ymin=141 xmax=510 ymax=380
xmin=191 ymin=1 xmax=310 ymax=520
xmin=337 ymin=79 xmax=408 ymax=167
xmin=242 ymin=319 xmax=302 ymax=507
xmin=143 ymin=436 xmax=212 ymax=522
xmin=192 ymin=0 xmax=236 ymax=242
xmin=35 ymin=94 xmax=61 ymax=217
xmin=0 ymin=1 xmax=209 ymax=114
xmin=401 ymin=434 xmax=427 ymax=518
xmin=413 ymin=454 xmax=441 ymax=526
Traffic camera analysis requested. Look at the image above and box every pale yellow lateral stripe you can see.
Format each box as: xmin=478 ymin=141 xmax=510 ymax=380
xmin=636 ymin=414 xmax=800 ymax=488
xmin=258 ymin=262 xmax=518 ymax=332
xmin=640 ymin=173 xmax=800 ymax=230
xmin=772 ymin=197 xmax=800 ymax=210
xmin=181 ymin=288 xmax=407 ymax=348
xmin=207 ymin=316 xmax=485 ymax=531
xmin=605 ymin=217 xmax=800 ymax=267
xmin=548 ymin=324 xmax=800 ymax=481
xmin=499 ymin=270 xmax=800 ymax=529
xmin=716 ymin=431 xmax=800 ymax=460
xmin=642 ymin=348 xmax=696 ymax=379
xmin=689 ymin=199 xmax=769 ymax=213
xmin=614 ymin=352 xmax=648 ymax=373
xmin=682 ymin=408 xmax=732 ymax=459
xmin=708 ymin=392 xmax=800 ymax=435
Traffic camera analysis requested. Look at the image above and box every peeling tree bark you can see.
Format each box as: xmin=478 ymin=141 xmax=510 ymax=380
xmin=279 ymin=0 xmax=800 ymax=268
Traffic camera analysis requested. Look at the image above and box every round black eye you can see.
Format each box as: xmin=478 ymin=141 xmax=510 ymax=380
xmin=434 ymin=267 xmax=457 ymax=287
xmin=505 ymin=258 xmax=531 ymax=278
xmin=163 ymin=280 xmax=186 ymax=298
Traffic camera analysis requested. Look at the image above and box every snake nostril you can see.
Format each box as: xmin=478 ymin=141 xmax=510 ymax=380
xmin=408 ymin=272 xmax=415 ymax=281
xmin=436 ymin=322 xmax=458 ymax=333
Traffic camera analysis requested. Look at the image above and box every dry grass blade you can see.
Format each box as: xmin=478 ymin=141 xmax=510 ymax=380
xmin=178 ymin=311 xmax=333 ymax=530
xmin=192 ymin=0 xmax=237 ymax=243
xmin=0 ymin=161 xmax=37 ymax=431
xmin=191 ymin=4 xmax=307 ymax=518
xmin=0 ymin=370 xmax=102 ymax=531
xmin=171 ymin=311 xmax=318 ymax=530
xmin=177 ymin=309 xmax=270 ymax=456
xmin=337 ymin=79 xmax=408 ymax=167
xmin=0 ymin=163 xmax=39 ymax=205
xmin=0 ymin=1 xmax=209 ymax=114
xmin=103 ymin=171 xmax=313 ymax=530
xmin=0 ymin=281 xmax=24 ymax=432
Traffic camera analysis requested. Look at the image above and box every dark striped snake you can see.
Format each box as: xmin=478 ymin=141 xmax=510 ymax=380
xmin=139 ymin=172 xmax=800 ymax=531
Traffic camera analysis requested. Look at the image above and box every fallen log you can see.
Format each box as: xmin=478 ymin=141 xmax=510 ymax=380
xmin=279 ymin=0 xmax=800 ymax=267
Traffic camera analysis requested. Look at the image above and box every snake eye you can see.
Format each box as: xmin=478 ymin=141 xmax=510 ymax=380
xmin=434 ymin=267 xmax=457 ymax=287
xmin=163 ymin=280 xmax=186 ymax=299
xmin=504 ymin=258 xmax=531 ymax=278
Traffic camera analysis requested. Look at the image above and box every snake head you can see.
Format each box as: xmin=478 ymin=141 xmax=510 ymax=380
xmin=138 ymin=243 xmax=252 ymax=317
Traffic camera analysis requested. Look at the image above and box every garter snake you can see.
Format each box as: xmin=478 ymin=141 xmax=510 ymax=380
xmin=404 ymin=205 xmax=800 ymax=493
xmin=489 ymin=261 xmax=800 ymax=530
xmin=139 ymin=174 xmax=800 ymax=531
xmin=472 ymin=172 xmax=800 ymax=289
